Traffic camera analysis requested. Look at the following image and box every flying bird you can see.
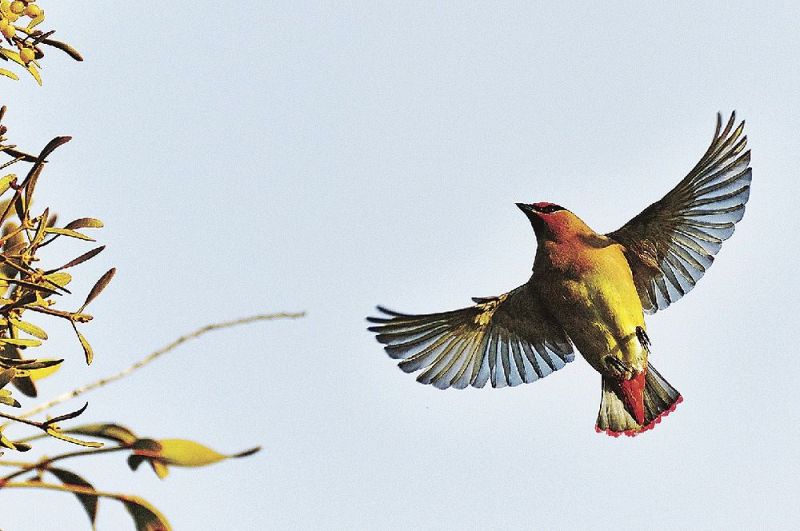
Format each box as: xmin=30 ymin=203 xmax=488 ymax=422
xmin=367 ymin=112 xmax=751 ymax=437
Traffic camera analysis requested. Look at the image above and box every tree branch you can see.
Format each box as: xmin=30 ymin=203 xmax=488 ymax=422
xmin=17 ymin=312 xmax=305 ymax=420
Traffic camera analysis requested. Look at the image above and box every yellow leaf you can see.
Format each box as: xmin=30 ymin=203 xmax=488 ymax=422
xmin=0 ymin=367 xmax=15 ymax=388
xmin=151 ymin=459 xmax=169 ymax=479
xmin=27 ymin=11 xmax=45 ymax=30
xmin=64 ymin=218 xmax=104 ymax=230
xmin=65 ymin=422 xmax=138 ymax=445
xmin=49 ymin=467 xmax=98 ymax=526
xmin=10 ymin=318 xmax=48 ymax=339
xmin=118 ymin=495 xmax=172 ymax=531
xmin=157 ymin=439 xmax=228 ymax=467
xmin=28 ymin=359 xmax=62 ymax=381
xmin=0 ymin=174 xmax=15 ymax=195
xmin=0 ymin=337 xmax=42 ymax=347
xmin=26 ymin=63 xmax=41 ymax=86
xmin=45 ymin=427 xmax=103 ymax=448
xmin=0 ymin=48 xmax=24 ymax=66
xmin=44 ymin=227 xmax=95 ymax=241
xmin=75 ymin=328 xmax=94 ymax=365
xmin=0 ymin=68 xmax=19 ymax=80
xmin=45 ymin=271 xmax=73 ymax=288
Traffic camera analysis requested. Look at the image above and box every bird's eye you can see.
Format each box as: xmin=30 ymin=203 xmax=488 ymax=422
xmin=539 ymin=205 xmax=564 ymax=214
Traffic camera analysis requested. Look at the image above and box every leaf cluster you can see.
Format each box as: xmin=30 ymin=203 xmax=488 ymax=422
xmin=0 ymin=1 xmax=82 ymax=85
xmin=0 ymin=105 xmax=113 ymax=448
xmin=1 ymin=422 xmax=259 ymax=530
xmin=0 ymin=109 xmax=267 ymax=529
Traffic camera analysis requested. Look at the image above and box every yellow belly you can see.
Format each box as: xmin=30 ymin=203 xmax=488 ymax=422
xmin=536 ymin=242 xmax=647 ymax=376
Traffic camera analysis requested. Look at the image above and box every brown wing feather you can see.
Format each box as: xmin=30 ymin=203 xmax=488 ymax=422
xmin=607 ymin=111 xmax=752 ymax=313
xmin=367 ymin=285 xmax=574 ymax=389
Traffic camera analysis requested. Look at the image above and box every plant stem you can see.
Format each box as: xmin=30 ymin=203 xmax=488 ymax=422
xmin=18 ymin=312 xmax=305 ymax=420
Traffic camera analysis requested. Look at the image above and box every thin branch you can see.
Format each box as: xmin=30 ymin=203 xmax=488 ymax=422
xmin=1 ymin=445 xmax=127 ymax=483
xmin=18 ymin=312 xmax=305 ymax=420
xmin=0 ymin=479 xmax=125 ymax=500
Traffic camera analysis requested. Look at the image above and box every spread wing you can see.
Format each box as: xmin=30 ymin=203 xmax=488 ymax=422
xmin=607 ymin=111 xmax=752 ymax=314
xmin=367 ymin=286 xmax=574 ymax=389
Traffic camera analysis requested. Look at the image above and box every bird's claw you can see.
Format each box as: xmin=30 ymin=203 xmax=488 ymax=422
xmin=605 ymin=356 xmax=633 ymax=380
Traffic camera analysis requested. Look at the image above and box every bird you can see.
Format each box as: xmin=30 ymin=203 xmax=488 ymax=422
xmin=367 ymin=112 xmax=751 ymax=437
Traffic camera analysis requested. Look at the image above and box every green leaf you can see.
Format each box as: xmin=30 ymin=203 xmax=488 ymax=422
xmin=65 ymin=422 xmax=138 ymax=445
xmin=48 ymin=467 xmax=99 ymax=526
xmin=119 ymin=496 xmax=171 ymax=531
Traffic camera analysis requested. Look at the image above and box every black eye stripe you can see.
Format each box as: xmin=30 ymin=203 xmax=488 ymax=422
xmin=539 ymin=205 xmax=564 ymax=214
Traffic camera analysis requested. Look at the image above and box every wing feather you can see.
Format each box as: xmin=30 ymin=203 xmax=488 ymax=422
xmin=607 ymin=111 xmax=752 ymax=313
xmin=367 ymin=286 xmax=573 ymax=389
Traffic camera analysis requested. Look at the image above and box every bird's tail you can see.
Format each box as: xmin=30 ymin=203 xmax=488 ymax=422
xmin=595 ymin=362 xmax=682 ymax=437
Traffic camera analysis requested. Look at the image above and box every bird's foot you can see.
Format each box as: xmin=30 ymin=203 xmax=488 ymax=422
xmin=604 ymin=355 xmax=635 ymax=380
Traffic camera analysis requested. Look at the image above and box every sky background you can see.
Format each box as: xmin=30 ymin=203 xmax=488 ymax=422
xmin=2 ymin=1 xmax=798 ymax=530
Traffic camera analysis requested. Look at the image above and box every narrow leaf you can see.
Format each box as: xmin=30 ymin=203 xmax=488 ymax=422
xmin=0 ymin=174 xmax=15 ymax=195
xmin=73 ymin=325 xmax=94 ymax=365
xmin=26 ymin=63 xmax=42 ymax=86
xmin=47 ymin=402 xmax=90 ymax=424
xmin=0 ymin=367 xmax=16 ymax=388
xmin=49 ymin=246 xmax=104 ymax=272
xmin=44 ymin=271 xmax=72 ymax=287
xmin=0 ymin=391 xmax=20 ymax=407
xmin=64 ymin=218 xmax=104 ymax=230
xmin=10 ymin=318 xmax=48 ymax=339
xmin=80 ymin=268 xmax=115 ymax=311
xmin=43 ymin=227 xmax=95 ymax=241
xmin=0 ymin=337 xmax=43 ymax=347
xmin=28 ymin=359 xmax=63 ymax=381
xmin=157 ymin=439 xmax=258 ymax=468
xmin=0 ymin=68 xmax=19 ymax=80
xmin=42 ymin=38 xmax=84 ymax=61
xmin=48 ymin=467 xmax=99 ymax=526
xmin=0 ymin=430 xmax=31 ymax=451
xmin=45 ymin=427 xmax=103 ymax=448
xmin=65 ymin=423 xmax=138 ymax=445
xmin=119 ymin=496 xmax=171 ymax=531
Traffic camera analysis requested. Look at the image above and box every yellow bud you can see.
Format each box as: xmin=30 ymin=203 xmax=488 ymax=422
xmin=9 ymin=1 xmax=23 ymax=15
xmin=0 ymin=22 xmax=14 ymax=39
xmin=19 ymin=46 xmax=34 ymax=64
xmin=24 ymin=4 xmax=39 ymax=18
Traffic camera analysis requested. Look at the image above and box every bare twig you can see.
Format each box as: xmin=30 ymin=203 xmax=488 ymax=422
xmin=0 ymin=445 xmax=127 ymax=483
xmin=17 ymin=312 xmax=305 ymax=420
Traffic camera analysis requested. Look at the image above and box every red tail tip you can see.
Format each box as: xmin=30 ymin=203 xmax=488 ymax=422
xmin=595 ymin=395 xmax=683 ymax=438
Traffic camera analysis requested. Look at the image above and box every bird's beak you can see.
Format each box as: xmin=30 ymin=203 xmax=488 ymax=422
xmin=516 ymin=203 xmax=538 ymax=217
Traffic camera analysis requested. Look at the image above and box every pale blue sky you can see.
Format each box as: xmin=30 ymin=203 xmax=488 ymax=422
xmin=2 ymin=2 xmax=798 ymax=529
